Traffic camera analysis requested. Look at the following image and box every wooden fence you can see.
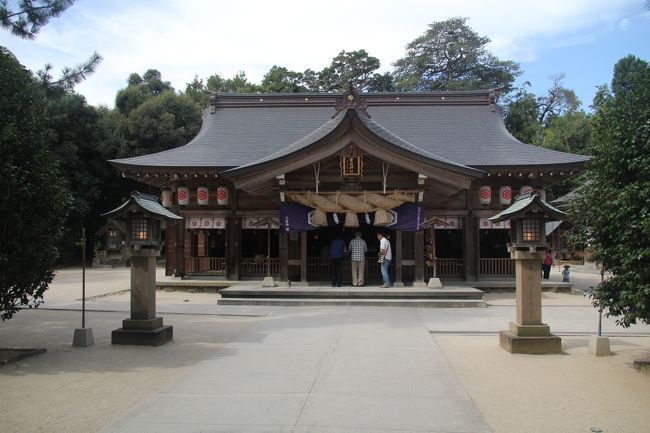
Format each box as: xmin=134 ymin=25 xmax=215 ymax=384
xmin=425 ymin=258 xmax=464 ymax=278
xmin=479 ymin=258 xmax=514 ymax=276
xmin=185 ymin=257 xmax=225 ymax=276
xmin=241 ymin=257 xmax=279 ymax=277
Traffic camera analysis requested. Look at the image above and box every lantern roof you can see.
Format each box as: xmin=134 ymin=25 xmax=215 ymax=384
xmin=102 ymin=191 xmax=183 ymax=221
xmin=489 ymin=192 xmax=565 ymax=223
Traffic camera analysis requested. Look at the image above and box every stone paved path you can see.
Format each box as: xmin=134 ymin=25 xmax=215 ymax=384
xmin=105 ymin=306 xmax=491 ymax=433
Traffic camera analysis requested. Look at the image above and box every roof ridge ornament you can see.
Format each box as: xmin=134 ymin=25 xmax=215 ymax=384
xmin=334 ymin=83 xmax=370 ymax=118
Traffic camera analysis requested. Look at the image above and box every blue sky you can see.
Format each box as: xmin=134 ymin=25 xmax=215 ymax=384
xmin=1 ymin=0 xmax=648 ymax=108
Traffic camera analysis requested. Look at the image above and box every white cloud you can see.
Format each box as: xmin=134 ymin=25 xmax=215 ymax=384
xmin=0 ymin=0 xmax=642 ymax=106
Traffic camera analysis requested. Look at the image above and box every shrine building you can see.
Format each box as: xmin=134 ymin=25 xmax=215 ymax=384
xmin=109 ymin=89 xmax=589 ymax=285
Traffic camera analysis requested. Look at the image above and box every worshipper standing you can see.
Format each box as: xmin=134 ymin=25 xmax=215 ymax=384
xmin=349 ymin=231 xmax=368 ymax=287
xmin=377 ymin=231 xmax=392 ymax=288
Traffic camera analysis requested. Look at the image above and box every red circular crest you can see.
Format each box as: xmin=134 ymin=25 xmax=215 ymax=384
xmin=177 ymin=190 xmax=187 ymax=200
xmin=198 ymin=190 xmax=207 ymax=200
xmin=502 ymin=190 xmax=511 ymax=200
xmin=217 ymin=189 xmax=227 ymax=200
xmin=480 ymin=189 xmax=490 ymax=199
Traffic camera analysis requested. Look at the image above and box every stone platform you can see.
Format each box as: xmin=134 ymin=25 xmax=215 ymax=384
xmin=218 ymin=286 xmax=486 ymax=308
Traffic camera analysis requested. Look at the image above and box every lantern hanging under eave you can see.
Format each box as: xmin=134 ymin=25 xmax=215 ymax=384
xmin=537 ymin=189 xmax=546 ymax=201
xmin=161 ymin=189 xmax=172 ymax=208
xmin=478 ymin=185 xmax=491 ymax=205
xmin=499 ymin=186 xmax=512 ymax=206
xmin=177 ymin=186 xmax=189 ymax=206
xmin=197 ymin=186 xmax=209 ymax=206
xmin=520 ymin=185 xmax=533 ymax=197
xmin=216 ymin=186 xmax=229 ymax=206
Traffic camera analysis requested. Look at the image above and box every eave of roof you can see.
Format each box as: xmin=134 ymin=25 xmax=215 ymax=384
xmin=102 ymin=192 xmax=183 ymax=221
xmin=490 ymin=193 xmax=566 ymax=222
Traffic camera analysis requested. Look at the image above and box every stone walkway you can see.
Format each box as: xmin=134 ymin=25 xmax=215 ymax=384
xmin=105 ymin=307 xmax=491 ymax=433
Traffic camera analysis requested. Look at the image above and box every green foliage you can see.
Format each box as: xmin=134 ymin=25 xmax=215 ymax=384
xmin=111 ymin=69 xmax=202 ymax=157
xmin=184 ymin=75 xmax=210 ymax=107
xmin=538 ymin=111 xmax=591 ymax=154
xmin=261 ymin=66 xmax=308 ymax=93
xmin=206 ymin=71 xmax=260 ymax=93
xmin=393 ymin=17 xmax=520 ymax=93
xmin=503 ymin=77 xmax=591 ymax=155
xmin=0 ymin=47 xmax=69 ymax=320
xmin=0 ymin=0 xmax=73 ymax=39
xmin=258 ymin=50 xmax=393 ymax=93
xmin=39 ymin=90 xmax=110 ymax=261
xmin=569 ymin=55 xmax=650 ymax=327
xmin=503 ymin=89 xmax=541 ymax=144
xmin=318 ymin=50 xmax=382 ymax=92
xmin=121 ymin=91 xmax=201 ymax=157
xmin=36 ymin=51 xmax=103 ymax=91
xmin=115 ymin=69 xmax=173 ymax=115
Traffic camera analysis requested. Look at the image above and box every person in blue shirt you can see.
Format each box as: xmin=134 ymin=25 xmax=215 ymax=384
xmin=330 ymin=234 xmax=345 ymax=287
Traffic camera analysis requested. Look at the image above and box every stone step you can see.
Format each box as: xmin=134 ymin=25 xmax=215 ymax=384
xmin=219 ymin=286 xmax=484 ymax=300
xmin=217 ymin=298 xmax=487 ymax=308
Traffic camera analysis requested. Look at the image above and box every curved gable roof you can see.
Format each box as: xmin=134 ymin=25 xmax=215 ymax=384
xmin=226 ymin=107 xmax=482 ymax=177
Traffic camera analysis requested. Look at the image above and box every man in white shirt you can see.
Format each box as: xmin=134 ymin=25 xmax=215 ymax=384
xmin=377 ymin=231 xmax=392 ymax=288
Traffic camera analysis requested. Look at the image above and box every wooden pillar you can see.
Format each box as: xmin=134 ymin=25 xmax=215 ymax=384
xmin=226 ymin=216 xmax=240 ymax=280
xmin=300 ymin=231 xmax=307 ymax=282
xmin=395 ymin=231 xmax=402 ymax=286
xmin=197 ymin=230 xmax=206 ymax=256
xmin=464 ymin=213 xmax=478 ymax=281
xmin=174 ymin=221 xmax=185 ymax=277
xmin=279 ymin=230 xmax=288 ymax=282
xmin=415 ymin=230 xmax=425 ymax=284
xmin=165 ymin=221 xmax=176 ymax=276
xmin=226 ymin=186 xmax=240 ymax=280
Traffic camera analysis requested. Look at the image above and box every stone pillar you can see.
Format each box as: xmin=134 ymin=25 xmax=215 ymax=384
xmin=499 ymin=250 xmax=561 ymax=354
xmin=112 ymin=249 xmax=173 ymax=346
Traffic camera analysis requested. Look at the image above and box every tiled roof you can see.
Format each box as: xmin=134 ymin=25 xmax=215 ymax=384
xmin=226 ymin=108 xmax=483 ymax=176
xmin=110 ymin=91 xmax=590 ymax=171
xmin=103 ymin=192 xmax=183 ymax=221
xmin=490 ymin=193 xmax=566 ymax=222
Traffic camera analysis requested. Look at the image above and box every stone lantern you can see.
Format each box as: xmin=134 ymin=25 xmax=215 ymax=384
xmin=102 ymin=192 xmax=183 ymax=346
xmin=490 ymin=192 xmax=565 ymax=354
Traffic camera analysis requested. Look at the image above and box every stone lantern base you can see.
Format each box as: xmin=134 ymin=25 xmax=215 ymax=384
xmin=499 ymin=322 xmax=562 ymax=354
xmin=111 ymin=248 xmax=173 ymax=346
xmin=112 ymin=317 xmax=173 ymax=346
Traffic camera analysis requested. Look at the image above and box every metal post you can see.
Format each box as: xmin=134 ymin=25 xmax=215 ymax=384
xmin=598 ymin=268 xmax=604 ymax=337
xmin=82 ymin=227 xmax=86 ymax=329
